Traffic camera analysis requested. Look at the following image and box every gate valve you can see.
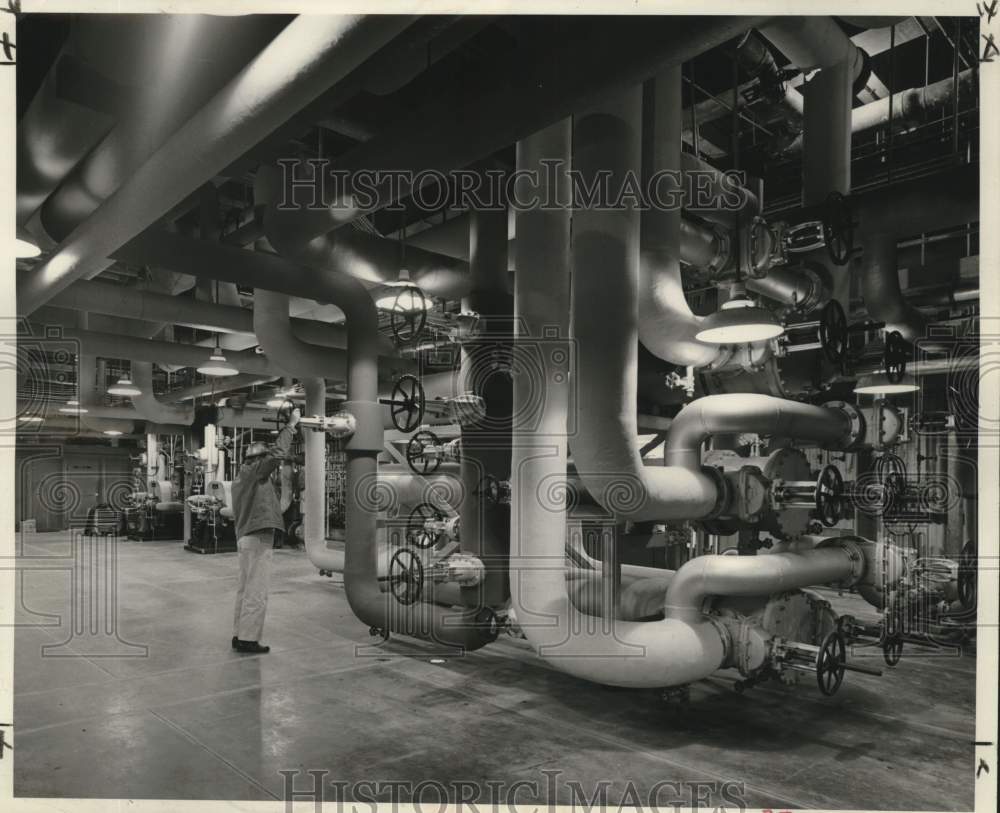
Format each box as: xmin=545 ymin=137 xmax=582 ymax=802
xmin=780 ymin=300 xmax=849 ymax=366
xmin=380 ymin=374 xmax=425 ymax=433
xmin=783 ymin=219 xmax=826 ymax=255
xmin=909 ymin=411 xmax=956 ymax=434
xmin=769 ymin=464 xmax=844 ymax=527
xmin=405 ymin=429 xmax=458 ymax=475
xmin=442 ymin=310 xmax=481 ymax=342
xmin=821 ymin=191 xmax=858 ymax=266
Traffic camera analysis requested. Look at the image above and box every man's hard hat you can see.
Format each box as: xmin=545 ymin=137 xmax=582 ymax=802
xmin=244 ymin=441 xmax=270 ymax=460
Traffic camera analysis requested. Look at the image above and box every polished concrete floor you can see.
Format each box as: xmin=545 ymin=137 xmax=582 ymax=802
xmin=11 ymin=530 xmax=977 ymax=808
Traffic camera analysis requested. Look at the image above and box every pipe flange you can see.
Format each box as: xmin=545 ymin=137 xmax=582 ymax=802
xmin=817 ymin=536 xmax=866 ymax=588
xmin=821 ymin=400 xmax=866 ymax=450
xmin=706 ymin=227 xmax=733 ymax=279
xmin=701 ymin=465 xmax=733 ymax=520
xmin=706 ymin=614 xmax=734 ymax=665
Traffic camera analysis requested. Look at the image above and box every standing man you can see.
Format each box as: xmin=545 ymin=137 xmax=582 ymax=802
xmin=230 ymin=407 xmax=300 ymax=653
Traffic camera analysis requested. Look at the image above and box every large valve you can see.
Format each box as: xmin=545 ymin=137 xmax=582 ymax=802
xmin=770 ymin=625 xmax=882 ymax=697
xmin=769 ymin=463 xmax=845 ymax=528
xmin=381 ymin=374 xmax=425 ymax=433
xmin=815 ymin=630 xmax=847 ymax=696
xmin=405 ymin=430 xmax=460 ymax=475
xmin=822 ymin=191 xmax=857 ymax=266
xmin=386 ymin=548 xmax=424 ymax=605
xmin=406 ymin=502 xmax=459 ymax=549
xmin=884 ymin=330 xmax=909 ymax=384
xmin=388 ymin=287 xmax=428 ymax=345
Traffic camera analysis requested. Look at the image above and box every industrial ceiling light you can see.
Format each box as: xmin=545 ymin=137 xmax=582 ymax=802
xmin=103 ymin=429 xmax=123 ymax=437
xmin=15 ymin=236 xmax=42 ymax=258
xmin=107 ymin=376 xmax=142 ymax=397
xmin=197 ymin=344 xmax=239 ymax=377
xmin=695 ymin=284 xmax=785 ymax=345
xmin=18 ymin=415 xmax=43 ymax=423
xmin=373 ymin=268 xmax=425 ymax=312
xmin=58 ymin=399 xmax=89 ymax=415
xmin=854 ymin=372 xmax=920 ymax=395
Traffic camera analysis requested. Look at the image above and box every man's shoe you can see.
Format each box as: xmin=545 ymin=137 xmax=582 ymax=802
xmin=235 ymin=640 xmax=270 ymax=654
xmin=231 ymin=636 xmax=239 ymax=650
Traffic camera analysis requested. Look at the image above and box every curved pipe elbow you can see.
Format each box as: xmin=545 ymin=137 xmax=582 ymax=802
xmin=253 ymin=288 xmax=346 ymax=380
xmin=664 ymin=545 xmax=857 ymax=621
xmin=664 ymin=393 xmax=852 ymax=470
xmin=131 ymin=362 xmax=193 ymax=425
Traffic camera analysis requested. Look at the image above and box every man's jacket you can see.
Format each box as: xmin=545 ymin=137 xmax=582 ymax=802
xmin=231 ymin=423 xmax=295 ymax=540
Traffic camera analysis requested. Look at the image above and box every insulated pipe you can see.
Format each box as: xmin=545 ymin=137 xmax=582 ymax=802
xmin=510 ymin=118 xmax=727 ymax=688
xmin=39 ymin=16 xmax=288 ymax=243
xmin=573 ymin=86 xmax=720 ymax=521
xmin=47 ymin=326 xmax=280 ymax=378
xmin=857 ymin=165 xmax=979 ymax=340
xmin=663 ymin=544 xmax=858 ymax=622
xmin=302 ymin=378 xmax=339 ymax=572
xmin=253 ymin=288 xmax=347 ymax=381
xmin=48 ymin=278 xmax=395 ymax=356
xmin=255 ymin=166 xmax=471 ymax=300
xmin=680 ymin=152 xmax=760 ymax=226
xmin=131 ymin=363 xmax=192 ymax=425
xmin=746 ymin=265 xmax=822 ymax=308
xmin=638 ymin=69 xmax=719 ymax=369
xmin=759 ymin=17 xmax=866 ymax=79
xmin=861 ymin=233 xmax=925 ymax=341
xmin=259 ymin=15 xmax=764 ymax=246
xmin=785 ymin=69 xmax=978 ymax=153
xmin=664 ymin=393 xmax=852 ymax=470
xmin=17 ymin=15 xmax=415 ymax=315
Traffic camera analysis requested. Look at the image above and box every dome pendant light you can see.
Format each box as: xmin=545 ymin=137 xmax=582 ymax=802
xmin=107 ymin=376 xmax=142 ymax=397
xmin=695 ymin=283 xmax=785 ymax=345
xmin=58 ymin=399 xmax=89 ymax=415
xmin=197 ymin=343 xmax=239 ymax=377
xmin=854 ymin=372 xmax=919 ymax=396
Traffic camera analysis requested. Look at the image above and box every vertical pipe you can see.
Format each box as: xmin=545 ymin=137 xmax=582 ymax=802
xmin=802 ymin=58 xmax=852 ymax=205
xmin=460 ymin=207 xmax=513 ymax=608
xmin=303 ymin=377 xmax=327 ymax=559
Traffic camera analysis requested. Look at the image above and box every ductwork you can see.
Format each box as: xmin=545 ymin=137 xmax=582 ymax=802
xmin=18 ymin=15 xmax=415 ymax=315
xmin=38 ymin=16 xmax=288 ymax=243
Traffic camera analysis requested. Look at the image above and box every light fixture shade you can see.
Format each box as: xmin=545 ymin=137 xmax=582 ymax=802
xmin=854 ymin=372 xmax=920 ymax=395
xmin=695 ymin=296 xmax=785 ymax=345
xmin=373 ymin=268 xmax=426 ymax=312
xmin=107 ymin=377 xmax=142 ymax=397
xmin=58 ymin=399 xmax=89 ymax=414
xmin=197 ymin=346 xmax=239 ymax=377
xmin=18 ymin=415 xmax=43 ymax=423
xmin=15 ymin=236 xmax=42 ymax=258
xmin=103 ymin=429 xmax=123 ymax=437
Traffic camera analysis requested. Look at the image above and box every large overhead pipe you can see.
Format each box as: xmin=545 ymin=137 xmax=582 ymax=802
xmin=17 ymin=15 xmax=415 ymax=315
xmin=638 ymin=69 xmax=718 ymax=369
xmin=761 ymin=17 xmax=866 ymax=206
xmin=259 ymin=16 xmax=764 ymax=247
xmin=48 ymin=277 xmax=395 ymax=356
xmin=48 ymin=325 xmax=280 ymax=377
xmin=38 ymin=16 xmax=288 ymax=243
xmin=255 ymin=165 xmax=471 ymax=300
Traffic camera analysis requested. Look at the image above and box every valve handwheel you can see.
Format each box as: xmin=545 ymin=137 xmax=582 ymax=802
xmin=958 ymin=540 xmax=977 ymax=610
xmin=387 ymin=374 xmax=425 ymax=433
xmin=407 ymin=502 xmax=443 ymax=548
xmin=884 ymin=330 xmax=908 ymax=384
xmin=881 ymin=594 xmax=905 ymax=666
xmin=816 ymin=629 xmax=847 ymax=696
xmin=405 ymin=430 xmax=442 ymax=475
xmin=822 ymin=191 xmax=855 ymax=266
xmin=818 ymin=300 xmax=848 ymax=365
xmin=814 ymin=464 xmax=844 ymax=527
xmin=387 ymin=548 xmax=424 ymax=606
xmin=389 ymin=287 xmax=428 ymax=345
